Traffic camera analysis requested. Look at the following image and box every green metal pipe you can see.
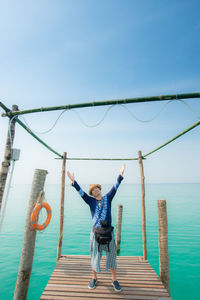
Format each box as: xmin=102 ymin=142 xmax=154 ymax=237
xmin=0 ymin=101 xmax=63 ymax=158
xmin=64 ymin=157 xmax=139 ymax=160
xmin=143 ymin=119 xmax=200 ymax=158
xmin=58 ymin=119 xmax=200 ymax=161
xmin=16 ymin=118 xmax=63 ymax=158
xmin=2 ymin=92 xmax=200 ymax=117
xmin=0 ymin=101 xmax=11 ymax=113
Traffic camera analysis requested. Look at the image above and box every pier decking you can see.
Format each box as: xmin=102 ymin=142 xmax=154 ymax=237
xmin=41 ymin=255 xmax=172 ymax=300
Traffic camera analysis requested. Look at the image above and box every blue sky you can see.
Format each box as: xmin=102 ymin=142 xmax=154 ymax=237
xmin=0 ymin=0 xmax=200 ymax=184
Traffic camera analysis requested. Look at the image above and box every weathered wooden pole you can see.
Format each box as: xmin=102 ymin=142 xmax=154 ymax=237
xmin=138 ymin=150 xmax=147 ymax=260
xmin=116 ymin=204 xmax=123 ymax=254
xmin=158 ymin=199 xmax=170 ymax=295
xmin=0 ymin=105 xmax=18 ymax=214
xmin=57 ymin=152 xmax=67 ymax=261
xmin=14 ymin=169 xmax=48 ymax=300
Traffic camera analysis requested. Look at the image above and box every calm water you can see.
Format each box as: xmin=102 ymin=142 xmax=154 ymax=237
xmin=0 ymin=183 xmax=200 ymax=300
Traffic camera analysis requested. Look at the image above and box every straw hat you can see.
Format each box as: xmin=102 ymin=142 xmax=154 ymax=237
xmin=89 ymin=184 xmax=101 ymax=195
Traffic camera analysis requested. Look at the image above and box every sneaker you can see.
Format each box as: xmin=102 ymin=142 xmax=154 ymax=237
xmin=88 ymin=278 xmax=98 ymax=289
xmin=112 ymin=280 xmax=122 ymax=292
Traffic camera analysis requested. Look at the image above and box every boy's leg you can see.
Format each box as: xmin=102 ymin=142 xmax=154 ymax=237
xmin=91 ymin=242 xmax=102 ymax=274
xmin=89 ymin=231 xmax=102 ymax=289
xmin=110 ymin=268 xmax=117 ymax=281
xmin=106 ymin=233 xmax=122 ymax=292
xmin=92 ymin=269 xmax=97 ymax=279
xmin=90 ymin=230 xmax=102 ymax=278
xmin=106 ymin=233 xmax=117 ymax=272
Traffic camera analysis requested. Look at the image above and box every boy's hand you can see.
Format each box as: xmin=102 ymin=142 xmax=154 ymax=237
xmin=67 ymin=171 xmax=75 ymax=184
xmin=120 ymin=163 xmax=126 ymax=176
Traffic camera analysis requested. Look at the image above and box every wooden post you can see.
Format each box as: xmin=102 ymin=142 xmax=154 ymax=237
xmin=0 ymin=105 xmax=18 ymax=213
xmin=116 ymin=204 xmax=123 ymax=254
xmin=158 ymin=200 xmax=170 ymax=295
xmin=138 ymin=150 xmax=147 ymax=260
xmin=57 ymin=152 xmax=67 ymax=261
xmin=14 ymin=169 xmax=48 ymax=300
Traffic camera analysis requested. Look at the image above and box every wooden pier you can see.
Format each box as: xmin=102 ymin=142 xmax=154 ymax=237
xmin=41 ymin=255 xmax=172 ymax=300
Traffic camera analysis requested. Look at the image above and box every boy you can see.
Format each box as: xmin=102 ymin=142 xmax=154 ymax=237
xmin=67 ymin=163 xmax=125 ymax=292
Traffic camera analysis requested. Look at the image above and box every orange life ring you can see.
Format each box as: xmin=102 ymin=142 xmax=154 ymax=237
xmin=31 ymin=202 xmax=52 ymax=231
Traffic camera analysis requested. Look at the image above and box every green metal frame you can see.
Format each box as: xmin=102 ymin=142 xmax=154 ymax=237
xmin=1 ymin=92 xmax=200 ymax=160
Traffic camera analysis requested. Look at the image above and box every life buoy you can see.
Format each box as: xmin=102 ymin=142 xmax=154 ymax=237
xmin=31 ymin=202 xmax=52 ymax=231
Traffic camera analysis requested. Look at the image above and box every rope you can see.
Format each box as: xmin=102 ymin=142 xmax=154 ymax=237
xmin=20 ymin=110 xmax=67 ymax=134
xmin=120 ymin=99 xmax=200 ymax=123
xmin=0 ymin=160 xmax=15 ymax=232
xmin=177 ymin=99 xmax=200 ymax=120
xmin=8 ymin=115 xmax=18 ymax=149
xmin=17 ymin=98 xmax=200 ymax=135
xmin=19 ymin=105 xmax=115 ymax=132
xmin=71 ymin=105 xmax=115 ymax=127
xmin=119 ymin=102 xmax=170 ymax=123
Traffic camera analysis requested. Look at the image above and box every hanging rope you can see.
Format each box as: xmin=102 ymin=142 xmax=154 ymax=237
xmin=9 ymin=115 xmax=18 ymax=148
xmin=0 ymin=160 xmax=15 ymax=232
xmin=70 ymin=105 xmax=115 ymax=127
xmin=20 ymin=110 xmax=67 ymax=134
xmin=16 ymin=97 xmax=200 ymax=134
xmin=120 ymin=99 xmax=200 ymax=123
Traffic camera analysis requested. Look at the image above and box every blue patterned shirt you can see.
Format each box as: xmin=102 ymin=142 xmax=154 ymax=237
xmin=72 ymin=174 xmax=123 ymax=227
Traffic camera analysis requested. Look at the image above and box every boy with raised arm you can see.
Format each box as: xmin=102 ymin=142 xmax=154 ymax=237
xmin=67 ymin=163 xmax=125 ymax=292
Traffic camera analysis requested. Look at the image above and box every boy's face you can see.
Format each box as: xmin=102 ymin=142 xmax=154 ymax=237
xmin=92 ymin=186 xmax=101 ymax=198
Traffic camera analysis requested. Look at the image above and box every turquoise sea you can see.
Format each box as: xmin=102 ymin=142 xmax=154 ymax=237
xmin=0 ymin=183 xmax=200 ymax=300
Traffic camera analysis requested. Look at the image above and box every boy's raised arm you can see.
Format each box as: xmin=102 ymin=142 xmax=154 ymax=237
xmin=67 ymin=171 xmax=75 ymax=184
xmin=67 ymin=170 xmax=92 ymax=205
xmin=107 ymin=163 xmax=126 ymax=201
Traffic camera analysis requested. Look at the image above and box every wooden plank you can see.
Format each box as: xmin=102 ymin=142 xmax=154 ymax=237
xmin=41 ymin=297 xmax=171 ymax=300
xmin=56 ymin=263 xmax=154 ymax=268
xmin=50 ymin=273 xmax=162 ymax=284
xmin=42 ymin=290 xmax=171 ymax=299
xmin=49 ymin=278 xmax=163 ymax=286
xmin=54 ymin=269 xmax=158 ymax=275
xmin=48 ymin=279 xmax=164 ymax=285
xmin=47 ymin=281 xmax=165 ymax=288
xmin=50 ymin=274 xmax=162 ymax=284
xmin=44 ymin=284 xmax=169 ymax=296
xmin=50 ymin=274 xmax=160 ymax=280
xmin=55 ymin=258 xmax=150 ymax=266
xmin=55 ymin=265 xmax=156 ymax=270
xmin=47 ymin=278 xmax=165 ymax=287
xmin=48 ymin=281 xmax=164 ymax=288
xmin=54 ymin=268 xmax=157 ymax=274
xmin=60 ymin=255 xmax=142 ymax=258
xmin=56 ymin=262 xmax=153 ymax=266
xmin=46 ymin=284 xmax=169 ymax=292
